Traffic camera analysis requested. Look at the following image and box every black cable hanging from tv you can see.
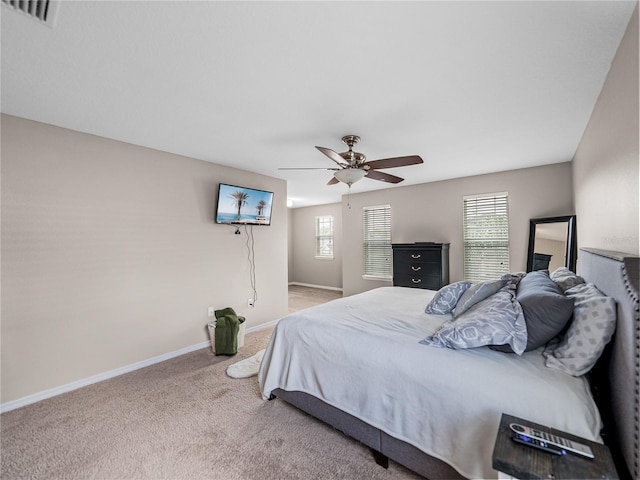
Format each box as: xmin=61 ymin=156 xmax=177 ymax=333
xmin=244 ymin=224 xmax=257 ymax=306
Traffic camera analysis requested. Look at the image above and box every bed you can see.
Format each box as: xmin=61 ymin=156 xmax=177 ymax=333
xmin=258 ymin=248 xmax=639 ymax=479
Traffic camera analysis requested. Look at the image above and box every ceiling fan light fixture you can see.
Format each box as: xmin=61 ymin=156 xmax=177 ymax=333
xmin=334 ymin=168 xmax=366 ymax=186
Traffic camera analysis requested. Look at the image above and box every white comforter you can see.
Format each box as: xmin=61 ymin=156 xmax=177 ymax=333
xmin=258 ymin=287 xmax=602 ymax=479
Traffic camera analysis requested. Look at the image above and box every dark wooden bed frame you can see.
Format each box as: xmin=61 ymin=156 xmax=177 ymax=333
xmin=270 ymin=248 xmax=639 ymax=479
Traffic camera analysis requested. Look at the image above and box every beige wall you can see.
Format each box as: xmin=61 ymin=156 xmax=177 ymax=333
xmin=341 ymin=163 xmax=574 ymax=296
xmin=289 ymin=203 xmax=342 ymax=289
xmin=1 ymin=115 xmax=288 ymax=404
xmin=287 ymin=207 xmax=294 ymax=281
xmin=573 ymin=4 xmax=639 ymax=256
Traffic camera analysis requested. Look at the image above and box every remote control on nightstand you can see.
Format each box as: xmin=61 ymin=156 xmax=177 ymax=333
xmin=511 ymin=433 xmax=566 ymax=455
xmin=509 ymin=423 xmax=594 ymax=459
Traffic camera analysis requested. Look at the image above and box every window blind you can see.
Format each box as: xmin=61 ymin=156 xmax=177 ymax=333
xmin=315 ymin=216 xmax=334 ymax=258
xmin=363 ymin=205 xmax=392 ymax=278
xmin=463 ymin=193 xmax=509 ymax=282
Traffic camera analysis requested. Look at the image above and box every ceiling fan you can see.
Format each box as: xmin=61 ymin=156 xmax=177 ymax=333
xmin=279 ymin=135 xmax=423 ymax=186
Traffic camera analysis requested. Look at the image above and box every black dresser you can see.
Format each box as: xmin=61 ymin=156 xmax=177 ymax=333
xmin=392 ymin=243 xmax=450 ymax=290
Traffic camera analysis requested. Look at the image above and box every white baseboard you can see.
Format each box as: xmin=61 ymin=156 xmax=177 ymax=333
xmin=288 ymin=282 xmax=343 ymax=292
xmin=247 ymin=318 xmax=280 ymax=333
xmin=0 ymin=322 xmax=279 ymax=414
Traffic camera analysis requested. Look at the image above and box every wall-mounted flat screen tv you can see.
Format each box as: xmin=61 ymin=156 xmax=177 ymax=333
xmin=215 ymin=183 xmax=274 ymax=226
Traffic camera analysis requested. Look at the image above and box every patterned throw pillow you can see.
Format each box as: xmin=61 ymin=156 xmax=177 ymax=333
xmin=421 ymin=285 xmax=528 ymax=355
xmin=452 ymin=279 xmax=507 ymax=318
xmin=550 ymin=267 xmax=585 ymax=292
xmin=425 ymin=281 xmax=471 ymax=315
xmin=543 ymin=283 xmax=616 ymax=376
xmin=501 ymin=272 xmax=526 ymax=286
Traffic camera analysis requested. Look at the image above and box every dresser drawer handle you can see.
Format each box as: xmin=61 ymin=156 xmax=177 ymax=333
xmin=411 ymin=254 xmax=421 ymax=259
xmin=411 ymin=278 xmax=422 ymax=284
xmin=411 ymin=266 xmax=422 ymax=271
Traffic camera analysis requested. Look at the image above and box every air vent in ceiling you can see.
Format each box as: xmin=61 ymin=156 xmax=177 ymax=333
xmin=2 ymin=0 xmax=59 ymax=27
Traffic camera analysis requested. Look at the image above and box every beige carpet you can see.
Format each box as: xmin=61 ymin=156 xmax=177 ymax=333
xmin=1 ymin=287 xmax=421 ymax=480
xmin=287 ymin=284 xmax=342 ymax=313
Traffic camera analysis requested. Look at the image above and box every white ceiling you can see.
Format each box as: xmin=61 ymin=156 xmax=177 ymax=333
xmin=1 ymin=1 xmax=635 ymax=207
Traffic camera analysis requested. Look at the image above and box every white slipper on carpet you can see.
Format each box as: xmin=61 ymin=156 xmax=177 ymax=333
xmin=226 ymin=349 xmax=265 ymax=378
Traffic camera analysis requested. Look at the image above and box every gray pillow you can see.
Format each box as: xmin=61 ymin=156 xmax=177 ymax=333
xmin=452 ymin=279 xmax=507 ymax=318
xmin=550 ymin=267 xmax=585 ymax=292
xmin=425 ymin=281 xmax=471 ymax=315
xmin=544 ymin=283 xmax=616 ymax=376
xmin=421 ymin=285 xmax=528 ymax=355
xmin=515 ymin=270 xmax=574 ymax=351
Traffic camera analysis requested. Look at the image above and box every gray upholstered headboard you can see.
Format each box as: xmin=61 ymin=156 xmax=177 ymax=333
xmin=578 ymin=248 xmax=639 ymax=479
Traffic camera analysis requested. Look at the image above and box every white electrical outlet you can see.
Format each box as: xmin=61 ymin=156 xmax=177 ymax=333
xmin=248 ymin=298 xmax=255 ymax=307
xmin=208 ymin=307 xmax=215 ymax=317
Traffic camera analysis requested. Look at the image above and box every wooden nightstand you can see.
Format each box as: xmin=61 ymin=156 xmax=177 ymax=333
xmin=492 ymin=413 xmax=618 ymax=479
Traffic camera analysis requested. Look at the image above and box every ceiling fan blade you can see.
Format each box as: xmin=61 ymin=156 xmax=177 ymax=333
xmin=327 ymin=177 xmax=340 ymax=186
xmin=365 ymin=170 xmax=404 ymax=184
xmin=278 ymin=167 xmax=340 ymax=171
xmin=364 ymin=155 xmax=423 ymax=170
xmin=315 ymin=146 xmax=347 ymax=167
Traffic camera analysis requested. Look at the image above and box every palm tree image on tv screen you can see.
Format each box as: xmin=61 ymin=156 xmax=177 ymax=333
xmin=216 ymin=184 xmax=273 ymax=225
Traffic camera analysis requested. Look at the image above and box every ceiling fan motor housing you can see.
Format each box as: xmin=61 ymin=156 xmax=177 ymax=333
xmin=340 ymin=135 xmax=366 ymax=166
xmin=339 ymin=150 xmax=366 ymax=166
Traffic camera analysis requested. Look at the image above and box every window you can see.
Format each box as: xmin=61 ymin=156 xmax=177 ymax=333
xmin=363 ymin=205 xmax=392 ymax=279
xmin=463 ymin=192 xmax=509 ymax=282
xmin=315 ymin=216 xmax=334 ymax=259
